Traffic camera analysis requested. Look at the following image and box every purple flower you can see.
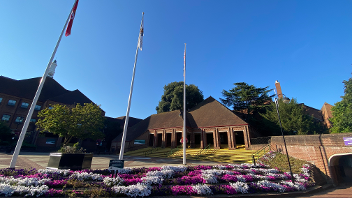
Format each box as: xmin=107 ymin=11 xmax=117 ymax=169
xmin=171 ymin=185 xmax=197 ymax=195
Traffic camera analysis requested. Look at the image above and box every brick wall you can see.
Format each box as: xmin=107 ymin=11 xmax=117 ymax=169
xmin=271 ymin=133 xmax=352 ymax=184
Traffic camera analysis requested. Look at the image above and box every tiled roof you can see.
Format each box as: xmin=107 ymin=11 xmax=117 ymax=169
xmin=188 ymin=96 xmax=247 ymax=128
xmin=48 ymin=89 xmax=92 ymax=105
xmin=115 ymin=116 xmax=143 ymax=128
xmin=0 ymin=76 xmax=68 ymax=102
xmin=301 ymin=104 xmax=323 ymax=121
xmin=0 ymin=76 xmax=94 ymax=106
xmin=113 ymin=96 xmax=247 ymax=142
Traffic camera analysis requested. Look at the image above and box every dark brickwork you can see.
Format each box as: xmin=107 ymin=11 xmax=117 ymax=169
xmin=271 ymin=133 xmax=352 ymax=184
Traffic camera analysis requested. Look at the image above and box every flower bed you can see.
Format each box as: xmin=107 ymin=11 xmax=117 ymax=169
xmin=0 ymin=163 xmax=315 ymax=197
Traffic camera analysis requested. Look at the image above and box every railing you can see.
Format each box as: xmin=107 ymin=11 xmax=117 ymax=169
xmin=252 ymin=140 xmax=271 ymax=165
xmin=166 ymin=145 xmax=182 ymax=157
xmin=144 ymin=147 xmax=159 ymax=156
xmin=195 ymin=144 xmax=211 ymax=159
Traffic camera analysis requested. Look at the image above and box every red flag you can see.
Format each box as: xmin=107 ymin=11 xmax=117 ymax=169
xmin=65 ymin=0 xmax=79 ymax=36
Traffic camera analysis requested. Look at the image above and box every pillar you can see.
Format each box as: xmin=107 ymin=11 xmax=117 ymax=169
xmin=200 ymin=129 xmax=205 ymax=149
xmin=227 ymin=127 xmax=234 ymax=149
xmin=153 ymin=130 xmax=157 ymax=147
xmin=162 ymin=130 xmax=166 ymax=148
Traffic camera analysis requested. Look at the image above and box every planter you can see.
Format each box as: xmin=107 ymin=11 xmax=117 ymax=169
xmin=47 ymin=153 xmax=93 ymax=170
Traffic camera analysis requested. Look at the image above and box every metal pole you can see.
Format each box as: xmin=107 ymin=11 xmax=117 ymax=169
xmin=274 ymin=98 xmax=295 ymax=183
xmin=119 ymin=47 xmax=139 ymax=160
xmin=183 ymin=43 xmax=187 ymax=165
xmin=9 ymin=2 xmax=75 ymax=168
xmin=119 ymin=12 xmax=144 ymax=160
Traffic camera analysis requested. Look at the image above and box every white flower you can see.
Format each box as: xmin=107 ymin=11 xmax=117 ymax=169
xmin=38 ymin=169 xmax=70 ymax=176
xmin=202 ymin=169 xmax=228 ymax=175
xmin=141 ymin=176 xmax=163 ymax=185
xmin=69 ymin=172 xmax=104 ymax=181
xmin=103 ymin=177 xmax=123 ymax=187
xmin=0 ymin=177 xmax=50 ymax=187
xmin=281 ymin=181 xmax=306 ymax=191
xmin=192 ymin=184 xmax=213 ymax=195
xmin=146 ymin=170 xmax=174 ymax=179
xmin=201 ymin=173 xmax=218 ymax=184
xmin=230 ymin=181 xmax=249 ymax=194
xmin=0 ymin=184 xmax=15 ymax=197
xmin=214 ymin=165 xmax=227 ymax=170
xmin=112 ymin=183 xmax=151 ymax=197
xmin=236 ymin=175 xmax=246 ymax=182
xmin=161 ymin=165 xmax=187 ymax=172
xmin=257 ymin=180 xmax=286 ymax=193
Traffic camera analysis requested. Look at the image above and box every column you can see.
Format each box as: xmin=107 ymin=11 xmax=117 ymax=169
xmin=171 ymin=129 xmax=176 ymax=148
xmin=153 ymin=130 xmax=157 ymax=147
xmin=200 ymin=129 xmax=204 ymax=149
xmin=227 ymin=127 xmax=233 ymax=149
xmin=162 ymin=130 xmax=166 ymax=148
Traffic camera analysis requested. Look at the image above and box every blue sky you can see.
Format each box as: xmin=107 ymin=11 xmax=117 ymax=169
xmin=1 ymin=0 xmax=351 ymax=119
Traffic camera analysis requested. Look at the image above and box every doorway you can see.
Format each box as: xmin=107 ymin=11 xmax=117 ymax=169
xmin=149 ymin=134 xmax=154 ymax=147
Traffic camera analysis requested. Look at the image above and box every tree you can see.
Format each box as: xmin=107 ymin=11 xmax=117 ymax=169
xmin=220 ymin=82 xmax=274 ymax=114
xmin=36 ymin=103 xmax=105 ymax=145
xmin=156 ymin=81 xmax=204 ymax=113
xmin=330 ymin=75 xmax=352 ymax=133
xmin=260 ymin=98 xmax=327 ymax=135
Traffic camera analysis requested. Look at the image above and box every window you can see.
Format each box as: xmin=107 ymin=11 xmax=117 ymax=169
xmin=21 ymin=102 xmax=29 ymax=108
xmin=8 ymin=100 xmax=16 ymax=106
xmin=30 ymin=119 xmax=36 ymax=123
xmin=35 ymin=105 xmax=41 ymax=111
xmin=0 ymin=98 xmax=2 ymax=104
xmin=1 ymin=115 xmax=11 ymax=121
xmin=15 ymin=117 xmax=24 ymax=123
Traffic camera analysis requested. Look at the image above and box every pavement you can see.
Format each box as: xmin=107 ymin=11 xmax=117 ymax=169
xmin=0 ymin=151 xmax=223 ymax=170
xmin=1 ymin=152 xmax=351 ymax=197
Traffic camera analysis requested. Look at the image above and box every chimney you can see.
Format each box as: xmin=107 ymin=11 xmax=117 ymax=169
xmin=275 ymin=80 xmax=283 ymax=99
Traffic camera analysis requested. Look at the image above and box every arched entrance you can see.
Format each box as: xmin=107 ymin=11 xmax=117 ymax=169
xmin=329 ymin=153 xmax=352 ymax=184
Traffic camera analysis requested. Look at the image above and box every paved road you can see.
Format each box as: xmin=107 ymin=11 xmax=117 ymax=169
xmin=1 ymin=152 xmax=351 ymax=197
xmin=296 ymin=183 xmax=352 ymax=198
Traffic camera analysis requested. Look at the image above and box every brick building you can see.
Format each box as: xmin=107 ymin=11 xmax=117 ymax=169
xmin=275 ymin=80 xmax=333 ymax=130
xmin=111 ymin=96 xmax=253 ymax=152
xmin=0 ymin=76 xmax=98 ymax=150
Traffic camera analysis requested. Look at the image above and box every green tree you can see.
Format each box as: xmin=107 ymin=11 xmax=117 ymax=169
xmin=220 ymin=82 xmax=274 ymax=114
xmin=260 ymin=98 xmax=327 ymax=135
xmin=156 ymin=81 xmax=204 ymax=113
xmin=36 ymin=103 xmax=105 ymax=145
xmin=330 ymin=75 xmax=352 ymax=133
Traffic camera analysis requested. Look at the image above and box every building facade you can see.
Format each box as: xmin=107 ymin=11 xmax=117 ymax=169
xmin=111 ymin=97 xmax=253 ymax=152
xmin=0 ymin=76 xmax=96 ymax=150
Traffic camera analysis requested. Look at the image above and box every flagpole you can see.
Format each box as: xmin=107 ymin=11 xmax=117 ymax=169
xmin=119 ymin=12 xmax=144 ymax=160
xmin=9 ymin=1 xmax=77 ymax=168
xmin=183 ymin=43 xmax=186 ymax=165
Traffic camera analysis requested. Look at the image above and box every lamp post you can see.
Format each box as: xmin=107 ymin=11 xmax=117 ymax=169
xmin=274 ymin=98 xmax=295 ymax=184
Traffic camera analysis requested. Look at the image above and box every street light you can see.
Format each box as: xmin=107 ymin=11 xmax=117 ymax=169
xmin=274 ymin=97 xmax=295 ymax=184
